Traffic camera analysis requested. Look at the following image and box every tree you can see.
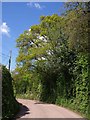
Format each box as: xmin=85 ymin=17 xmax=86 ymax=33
xmin=14 ymin=3 xmax=89 ymax=118
xmin=64 ymin=2 xmax=89 ymax=52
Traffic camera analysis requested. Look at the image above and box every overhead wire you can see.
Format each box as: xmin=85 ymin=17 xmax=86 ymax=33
xmin=0 ymin=50 xmax=18 ymax=70
xmin=0 ymin=52 xmax=9 ymax=67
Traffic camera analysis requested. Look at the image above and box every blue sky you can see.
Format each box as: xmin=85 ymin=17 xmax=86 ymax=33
xmin=1 ymin=2 xmax=64 ymax=71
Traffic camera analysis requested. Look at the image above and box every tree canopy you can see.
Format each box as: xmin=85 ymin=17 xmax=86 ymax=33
xmin=12 ymin=2 xmax=89 ymax=119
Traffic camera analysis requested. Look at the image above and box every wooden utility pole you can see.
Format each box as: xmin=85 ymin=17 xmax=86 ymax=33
xmin=9 ymin=50 xmax=12 ymax=71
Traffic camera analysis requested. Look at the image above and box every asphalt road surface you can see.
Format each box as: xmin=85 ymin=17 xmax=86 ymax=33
xmin=15 ymin=99 xmax=83 ymax=119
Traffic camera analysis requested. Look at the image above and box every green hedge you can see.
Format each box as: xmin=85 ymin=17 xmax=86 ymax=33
xmin=2 ymin=66 xmax=19 ymax=119
xmin=55 ymin=53 xmax=89 ymax=119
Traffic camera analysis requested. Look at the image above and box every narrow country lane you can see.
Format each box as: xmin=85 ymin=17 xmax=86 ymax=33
xmin=14 ymin=99 xmax=84 ymax=119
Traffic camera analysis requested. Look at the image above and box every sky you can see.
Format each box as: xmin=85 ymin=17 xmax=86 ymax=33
xmin=1 ymin=2 xmax=64 ymax=71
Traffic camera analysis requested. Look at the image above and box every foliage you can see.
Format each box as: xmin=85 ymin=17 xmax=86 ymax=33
xmin=13 ymin=2 xmax=89 ymax=119
xmin=56 ymin=53 xmax=89 ymax=117
xmin=64 ymin=3 xmax=89 ymax=52
xmin=2 ymin=65 xmax=19 ymax=119
xmin=74 ymin=53 xmax=88 ymax=114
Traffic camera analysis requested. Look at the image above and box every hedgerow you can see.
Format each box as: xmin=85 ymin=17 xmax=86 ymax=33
xmin=2 ymin=66 xmax=19 ymax=119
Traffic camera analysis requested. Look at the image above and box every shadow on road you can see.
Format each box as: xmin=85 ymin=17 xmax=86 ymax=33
xmin=14 ymin=103 xmax=30 ymax=119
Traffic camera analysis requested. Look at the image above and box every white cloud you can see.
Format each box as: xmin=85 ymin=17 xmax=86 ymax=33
xmin=0 ymin=22 xmax=10 ymax=37
xmin=27 ymin=2 xmax=44 ymax=9
xmin=27 ymin=2 xmax=33 ymax=7
xmin=34 ymin=3 xmax=42 ymax=9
